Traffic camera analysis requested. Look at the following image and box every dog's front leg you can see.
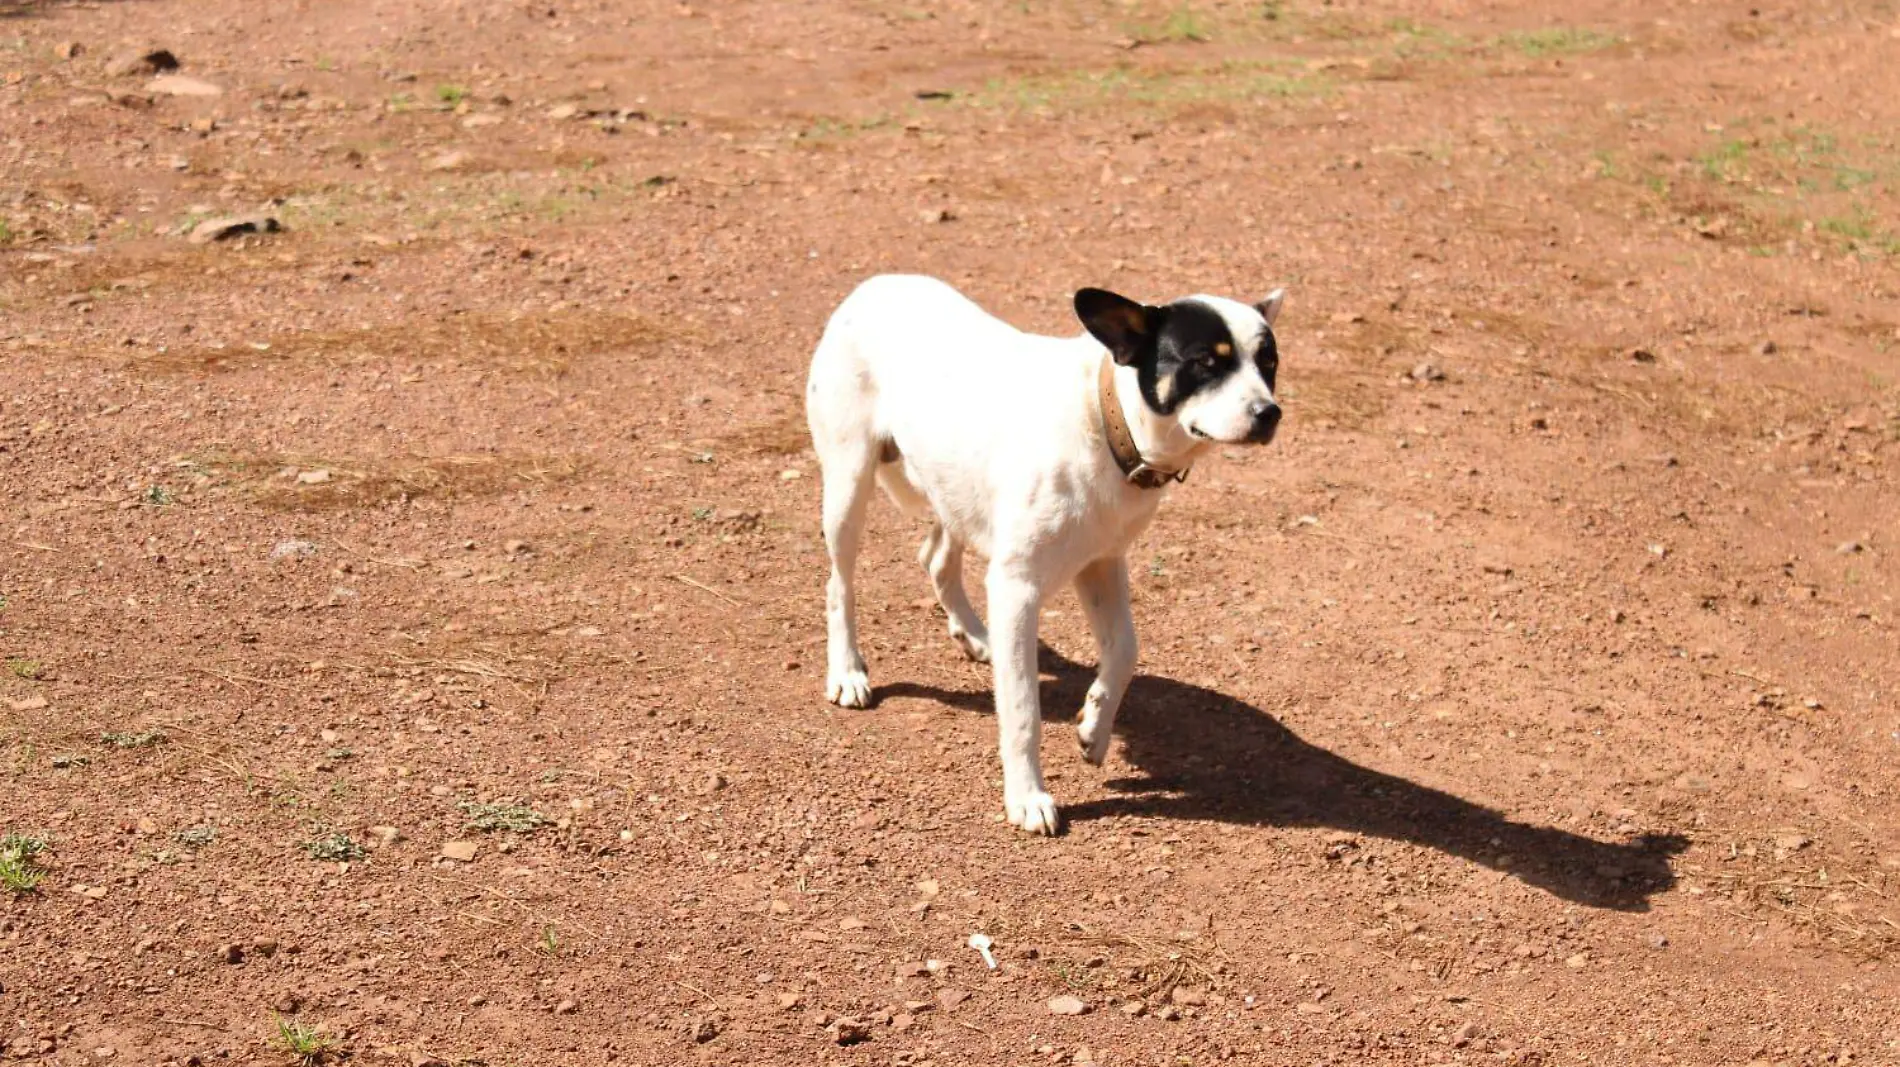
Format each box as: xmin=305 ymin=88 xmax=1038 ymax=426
xmin=988 ymin=564 xmax=1057 ymax=835
xmin=1073 ymin=556 xmax=1135 ymax=767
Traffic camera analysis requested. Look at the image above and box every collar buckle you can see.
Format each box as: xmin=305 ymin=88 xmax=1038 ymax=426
xmin=1126 ymin=462 xmax=1188 ymax=488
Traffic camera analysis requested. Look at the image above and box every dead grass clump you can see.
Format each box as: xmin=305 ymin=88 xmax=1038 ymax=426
xmin=720 ymin=414 xmax=810 ymax=456
xmin=191 ymin=451 xmax=588 ymax=510
xmin=1282 ymin=365 xmax=1391 ymax=430
xmin=1664 ymin=185 xmax=1778 ymax=245
xmin=1690 ymin=838 xmax=1900 ymax=960
xmin=135 ymin=310 xmax=667 ymax=377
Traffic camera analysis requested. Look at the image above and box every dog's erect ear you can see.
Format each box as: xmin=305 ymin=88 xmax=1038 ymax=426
xmin=1075 ymin=288 xmax=1161 ymax=366
xmin=1256 ymin=288 xmax=1286 ymax=329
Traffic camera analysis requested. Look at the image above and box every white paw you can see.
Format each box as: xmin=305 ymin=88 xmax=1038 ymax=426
xmin=1076 ymin=713 xmax=1112 ymax=767
xmin=826 ymin=668 xmax=872 ymax=709
xmin=950 ymin=626 xmax=991 ymax=664
xmin=1005 ymin=788 xmax=1060 ymax=835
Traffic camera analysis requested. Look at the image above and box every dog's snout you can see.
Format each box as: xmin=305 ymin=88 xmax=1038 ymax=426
xmin=1248 ymin=401 xmax=1281 ymax=442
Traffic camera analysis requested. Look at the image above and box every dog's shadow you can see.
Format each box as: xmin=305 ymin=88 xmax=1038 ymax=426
xmin=882 ymin=645 xmax=1686 ymax=912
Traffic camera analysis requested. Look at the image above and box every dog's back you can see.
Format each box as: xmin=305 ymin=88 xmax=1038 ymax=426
xmin=806 ymin=275 xmax=1091 ymax=483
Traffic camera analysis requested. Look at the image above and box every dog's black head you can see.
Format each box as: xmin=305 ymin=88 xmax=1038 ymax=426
xmin=1075 ymin=287 xmax=1285 ymax=444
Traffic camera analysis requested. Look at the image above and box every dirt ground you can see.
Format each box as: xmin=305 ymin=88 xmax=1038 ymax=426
xmin=4 ymin=0 xmax=1900 ymax=1063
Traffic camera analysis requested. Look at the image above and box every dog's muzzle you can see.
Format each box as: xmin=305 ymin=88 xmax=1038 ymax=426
xmin=1247 ymin=401 xmax=1281 ymax=443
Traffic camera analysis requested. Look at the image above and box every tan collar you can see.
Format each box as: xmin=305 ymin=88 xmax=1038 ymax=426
xmin=1097 ymin=355 xmax=1189 ymax=490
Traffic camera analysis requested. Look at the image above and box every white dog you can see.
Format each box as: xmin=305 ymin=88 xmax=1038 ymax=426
xmin=805 ymin=275 xmax=1285 ymax=834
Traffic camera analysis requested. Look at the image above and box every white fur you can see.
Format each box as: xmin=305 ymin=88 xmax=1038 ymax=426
xmin=804 ymin=274 xmax=1278 ymax=835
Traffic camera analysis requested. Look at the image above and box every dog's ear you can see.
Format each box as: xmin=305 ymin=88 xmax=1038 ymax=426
xmin=1256 ymin=288 xmax=1286 ymax=328
xmin=1075 ymin=288 xmax=1161 ymax=366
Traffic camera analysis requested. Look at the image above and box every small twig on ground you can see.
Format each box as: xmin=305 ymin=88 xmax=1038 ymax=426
xmin=1295 ymin=528 xmax=1386 ymax=548
xmin=156 ymin=1017 xmax=226 ymax=1030
xmin=427 ymin=873 xmax=602 ymax=939
xmin=190 ymin=665 xmax=294 ymax=690
xmin=671 ymin=573 xmax=742 ymax=606
xmin=1591 ymin=381 xmax=1655 ymax=407
xmin=391 ymin=654 xmax=538 ymax=683
xmin=333 ymin=538 xmax=424 ymax=570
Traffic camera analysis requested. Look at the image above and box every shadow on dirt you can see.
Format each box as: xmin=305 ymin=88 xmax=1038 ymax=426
xmin=882 ymin=644 xmax=1688 ymax=913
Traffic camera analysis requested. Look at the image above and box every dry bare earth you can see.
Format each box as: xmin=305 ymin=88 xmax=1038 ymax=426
xmin=4 ymin=0 xmax=1900 ymax=1064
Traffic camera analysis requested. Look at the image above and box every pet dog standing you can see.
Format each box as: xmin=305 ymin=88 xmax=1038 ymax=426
xmin=805 ymin=275 xmax=1285 ymax=834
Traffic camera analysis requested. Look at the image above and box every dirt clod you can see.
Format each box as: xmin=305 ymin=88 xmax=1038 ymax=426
xmin=1047 ymin=995 xmax=1090 ymax=1016
xmin=830 ymin=1018 xmax=870 ymax=1045
xmin=147 ymin=74 xmax=223 ymax=97
xmin=104 ymin=47 xmax=179 ymax=77
xmin=687 ymin=1015 xmax=721 ymax=1043
xmin=188 ymin=215 xmax=281 ymax=244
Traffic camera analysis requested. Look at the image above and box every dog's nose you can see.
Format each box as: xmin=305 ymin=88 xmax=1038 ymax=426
xmin=1248 ymin=401 xmax=1281 ymax=441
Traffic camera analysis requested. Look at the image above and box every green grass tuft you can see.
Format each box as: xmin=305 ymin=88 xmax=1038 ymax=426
xmin=273 ymin=1016 xmax=339 ymax=1065
xmin=7 ymin=657 xmax=42 ymax=680
xmin=101 ymin=728 xmax=167 ymax=748
xmin=1500 ymin=26 xmax=1619 ymax=56
xmin=459 ymin=800 xmax=549 ymax=833
xmin=1131 ymin=5 xmax=1213 ymax=44
xmin=967 ymin=61 xmax=1325 ymax=117
xmin=1699 ymin=138 xmax=1751 ymax=182
xmin=0 ymin=832 xmax=50 ymax=894
xmin=300 ymin=831 xmax=367 ymax=861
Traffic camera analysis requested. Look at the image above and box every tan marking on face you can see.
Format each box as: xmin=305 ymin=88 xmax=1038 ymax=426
xmin=1214 ymin=341 xmax=1232 ymax=357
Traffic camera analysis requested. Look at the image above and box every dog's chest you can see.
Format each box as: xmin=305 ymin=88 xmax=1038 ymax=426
xmin=1002 ymin=467 xmax=1169 ymax=567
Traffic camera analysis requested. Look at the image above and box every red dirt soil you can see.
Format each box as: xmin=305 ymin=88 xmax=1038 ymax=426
xmin=4 ymin=0 xmax=1900 ymax=1064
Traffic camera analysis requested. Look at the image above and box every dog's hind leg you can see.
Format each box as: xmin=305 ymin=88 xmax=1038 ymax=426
xmin=807 ymin=324 xmax=880 ymax=710
xmin=1072 ymin=556 xmax=1136 ymax=767
xmin=918 ymin=524 xmax=990 ymax=663
xmin=816 ymin=441 xmax=877 ymax=708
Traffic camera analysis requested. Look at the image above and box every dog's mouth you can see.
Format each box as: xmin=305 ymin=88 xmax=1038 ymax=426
xmin=1185 ymin=423 xmax=1271 ymax=445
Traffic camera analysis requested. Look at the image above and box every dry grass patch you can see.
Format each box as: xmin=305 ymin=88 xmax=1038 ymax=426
xmin=134 ymin=310 xmax=668 ymax=377
xmin=719 ymin=414 xmax=810 ymax=456
xmin=1685 ymin=833 xmax=1900 ymax=961
xmin=1282 ymin=364 xmax=1391 ymax=430
xmin=190 ymin=450 xmax=589 ymax=510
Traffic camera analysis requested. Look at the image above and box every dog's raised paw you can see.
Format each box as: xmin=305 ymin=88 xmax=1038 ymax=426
xmin=1005 ymin=789 xmax=1060 ymax=836
xmin=950 ymin=627 xmax=991 ymax=664
xmin=1075 ymin=717 xmax=1112 ymax=767
xmin=826 ymin=669 xmax=872 ymax=709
